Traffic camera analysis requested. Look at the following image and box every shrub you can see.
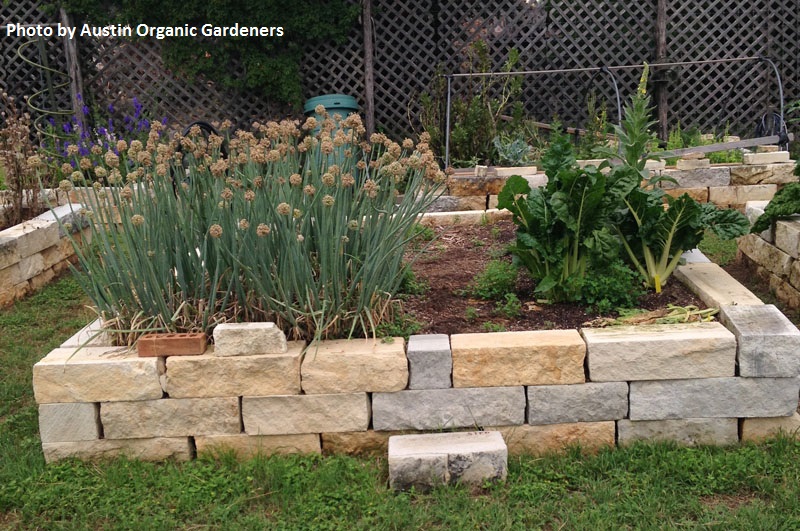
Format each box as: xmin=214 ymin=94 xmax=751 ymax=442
xmin=62 ymin=111 xmax=445 ymax=343
xmin=580 ymin=260 xmax=646 ymax=314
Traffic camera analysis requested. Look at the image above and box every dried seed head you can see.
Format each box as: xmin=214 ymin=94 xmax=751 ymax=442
xmin=256 ymin=223 xmax=270 ymax=237
xmin=276 ymin=202 xmax=291 ymax=215
xmin=58 ymin=179 xmax=73 ymax=192
xmin=238 ymin=219 xmax=250 ymax=230
xmin=244 ymin=190 xmax=255 ymax=202
xmin=208 ymin=224 xmax=223 ymax=238
xmin=321 ymin=173 xmax=335 ymax=186
xmin=322 ymin=194 xmax=335 ymax=207
xmin=289 ymin=173 xmax=302 ymax=186
xmin=131 ymin=214 xmax=145 ymax=226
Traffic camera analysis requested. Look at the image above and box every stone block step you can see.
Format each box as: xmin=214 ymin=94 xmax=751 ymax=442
xmin=388 ymin=431 xmax=507 ymax=491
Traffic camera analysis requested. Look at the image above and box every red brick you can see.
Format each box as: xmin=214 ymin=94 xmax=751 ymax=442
xmin=137 ymin=333 xmax=207 ymax=357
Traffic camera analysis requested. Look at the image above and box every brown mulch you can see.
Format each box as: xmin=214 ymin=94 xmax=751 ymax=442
xmin=401 ymin=220 xmax=707 ymax=335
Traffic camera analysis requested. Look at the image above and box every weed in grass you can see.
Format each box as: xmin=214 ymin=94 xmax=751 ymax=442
xmin=375 ymin=313 xmax=424 ymax=339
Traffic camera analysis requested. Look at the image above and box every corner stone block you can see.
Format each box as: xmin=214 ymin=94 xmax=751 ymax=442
xmin=213 ymin=322 xmax=287 ymax=356
xmin=195 ymin=434 xmax=321 ymax=458
xmin=490 ymin=422 xmax=615 ymax=455
xmin=629 ymin=377 xmax=800 ymax=420
xmin=527 ymin=382 xmax=628 ymax=425
xmin=59 ymin=319 xmax=112 ymax=348
xmin=372 ymin=387 xmax=525 ymax=431
xmin=388 ymin=431 xmax=507 ymax=491
xmin=741 ymin=413 xmax=800 ymax=442
xmin=242 ymin=393 xmax=369 ymax=435
xmin=101 ymin=397 xmax=241 ymax=439
xmin=33 ymin=346 xmax=164 ymax=404
xmin=450 ymin=330 xmax=585 ymax=387
xmin=720 ymin=304 xmax=800 ymax=377
xmin=617 ymin=418 xmax=738 ymax=446
xmin=583 ymin=322 xmax=735 ymax=382
xmin=660 ymin=167 xmax=730 ymax=189
xmin=42 ymin=438 xmax=192 ymax=463
xmin=38 ymin=403 xmax=100 ymax=443
xmin=673 ymin=262 xmax=764 ymax=308
xmin=775 ymin=219 xmax=800 ymax=259
xmin=407 ymin=334 xmax=452 ymax=389
xmin=301 ymin=338 xmax=407 ymax=393
xmin=165 ymin=341 xmax=304 ymax=398
xmin=731 ymin=163 xmax=797 ymax=185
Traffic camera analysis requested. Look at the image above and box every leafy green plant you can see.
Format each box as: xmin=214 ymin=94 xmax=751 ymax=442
xmin=416 ymin=40 xmax=522 ymax=165
xmin=577 ymin=93 xmax=610 ymax=159
xmin=751 ymin=180 xmax=800 ymax=234
xmin=609 ymin=68 xmax=749 ymax=291
xmin=481 ymin=321 xmax=507 ymax=332
xmin=497 ymin=129 xmax=639 ymax=302
xmin=466 ymin=259 xmax=518 ymax=300
xmin=492 ymin=133 xmax=532 ymax=166
xmin=580 ymin=260 xmax=646 ymax=314
xmin=495 ymin=292 xmax=522 ymax=318
xmin=464 ymin=306 xmax=479 ymax=321
xmin=375 ymin=314 xmax=424 ymax=339
xmin=62 ymin=111 xmax=445 ymax=343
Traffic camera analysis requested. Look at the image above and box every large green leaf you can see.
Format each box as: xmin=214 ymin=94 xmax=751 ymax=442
xmin=700 ymin=203 xmax=750 ymax=240
xmin=751 ymin=182 xmax=800 ymax=233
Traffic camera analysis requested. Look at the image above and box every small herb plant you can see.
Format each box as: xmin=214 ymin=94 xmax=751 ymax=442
xmin=466 ymin=259 xmax=518 ymax=300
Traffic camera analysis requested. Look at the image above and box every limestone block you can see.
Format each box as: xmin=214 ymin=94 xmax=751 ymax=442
xmin=165 ymin=341 xmax=304 ymax=398
xmin=663 ymin=187 xmax=709 ymax=203
xmin=576 ymin=159 xmax=607 ymax=168
xmin=38 ymin=403 xmax=100 ymax=443
xmin=0 ymin=235 xmax=20 ymax=270
xmin=770 ymin=273 xmax=800 ymax=309
xmin=491 ymin=422 xmax=615 ymax=455
xmin=737 ymin=233 xmax=792 ymax=277
xmin=731 ymin=163 xmax=797 ymax=185
xmin=42 ymin=438 xmax=191 ymax=463
xmin=17 ymin=253 xmax=45 ymax=281
xmin=775 ymin=220 xmax=800 ymax=258
xmin=372 ymin=387 xmax=525 ymax=431
xmin=301 ymin=338 xmax=407 ymax=393
xmin=407 ymin=334 xmax=452 ymax=389
xmin=709 ymin=184 xmax=777 ymax=206
xmin=645 ymin=159 xmax=667 ymax=170
xmin=447 ymin=174 xmax=505 ymax=196
xmin=741 ymin=412 xmax=800 ymax=442
xmin=660 ymin=167 xmax=730 ymax=188
xmin=388 ymin=431 xmax=507 ymax=491
xmin=756 ymin=145 xmax=780 ymax=153
xmin=419 ymin=210 xmax=507 ymax=227
xmin=524 ymin=174 xmax=548 ymax=189
xmin=195 ymin=434 xmax=321 ymax=458
xmin=7 ymin=219 xmax=61 ymax=258
xmin=60 ymin=318 xmax=111 ymax=348
xmin=425 ymin=195 xmax=487 ymax=212
xmin=673 ymin=262 xmax=764 ymax=308
xmin=29 ymin=268 xmax=56 ymax=291
xmin=720 ymin=304 xmax=800 ymax=377
xmin=681 ymin=249 xmax=711 ymax=263
xmin=583 ymin=322 xmax=735 ymax=381
xmin=0 ymin=263 xmax=22 ymax=288
xmin=617 ymin=418 xmax=738 ymax=446
xmin=682 ymin=151 xmax=707 ymax=160
xmin=745 ymin=200 xmax=774 ymax=242
xmin=495 ymin=165 xmax=538 ymax=177
xmin=33 ymin=346 xmax=164 ymax=403
xmin=527 ymin=382 xmax=628 ymax=425
xmin=243 ymin=393 xmax=369 ymax=435
xmin=629 ymin=377 xmax=800 ymax=420
xmin=676 ymin=158 xmax=710 ymax=170
xmin=450 ymin=330 xmax=585 ymax=387
xmin=213 ymin=322 xmax=287 ymax=356
xmin=743 ymin=151 xmax=791 ymax=165
xmin=790 ymin=261 xmax=800 ymax=290
xmin=102 ymin=397 xmax=241 ymax=438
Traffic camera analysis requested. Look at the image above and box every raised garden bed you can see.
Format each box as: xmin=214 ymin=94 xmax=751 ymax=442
xmin=32 ymin=211 xmax=800 ymax=463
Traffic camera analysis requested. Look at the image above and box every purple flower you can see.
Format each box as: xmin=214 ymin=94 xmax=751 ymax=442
xmin=82 ymin=105 xmax=90 ymax=116
xmin=76 ymin=93 xmax=83 ymax=102
xmin=47 ymin=117 xmax=55 ymax=127
xmin=98 ymin=127 xmax=107 ymax=136
xmin=107 ymin=118 xmax=114 ymax=133
xmin=63 ymin=122 xmax=72 ymax=133
xmin=78 ymin=146 xmax=90 ymax=156
xmin=108 ymin=103 xmax=115 ymax=114
xmin=133 ymin=97 xmax=142 ymax=119
xmin=161 ymin=117 xmax=168 ymax=126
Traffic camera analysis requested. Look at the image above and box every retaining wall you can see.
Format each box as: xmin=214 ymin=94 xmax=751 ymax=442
xmin=33 ymin=253 xmax=800 ymax=462
xmin=445 ymin=152 xmax=796 ymax=213
xmin=0 ymin=204 xmax=90 ymax=307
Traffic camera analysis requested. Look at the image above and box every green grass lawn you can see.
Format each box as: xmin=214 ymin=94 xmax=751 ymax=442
xmin=2 ymin=274 xmax=800 ymax=529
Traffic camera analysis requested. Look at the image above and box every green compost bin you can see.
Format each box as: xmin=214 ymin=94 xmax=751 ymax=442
xmin=303 ymin=94 xmax=359 ymax=124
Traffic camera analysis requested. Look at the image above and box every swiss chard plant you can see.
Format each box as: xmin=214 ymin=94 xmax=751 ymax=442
xmin=750 ymin=162 xmax=800 ymax=233
xmin=609 ymin=66 xmax=749 ymax=292
xmin=497 ymin=130 xmax=639 ymax=302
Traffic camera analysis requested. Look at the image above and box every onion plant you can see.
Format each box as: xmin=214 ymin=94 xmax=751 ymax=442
xmin=59 ymin=110 xmax=445 ymax=342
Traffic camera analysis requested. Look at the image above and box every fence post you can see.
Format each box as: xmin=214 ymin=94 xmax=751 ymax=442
xmin=362 ymin=0 xmax=376 ymax=137
xmin=654 ymin=0 xmax=669 ymax=141
xmin=59 ymin=8 xmax=85 ymax=128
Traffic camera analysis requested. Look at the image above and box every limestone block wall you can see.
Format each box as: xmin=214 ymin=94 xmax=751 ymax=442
xmin=738 ymin=200 xmax=800 ymax=310
xmin=0 ymin=204 xmax=90 ymax=307
xmin=446 ymin=154 xmax=795 ymax=213
xmin=33 ymin=257 xmax=800 ymax=462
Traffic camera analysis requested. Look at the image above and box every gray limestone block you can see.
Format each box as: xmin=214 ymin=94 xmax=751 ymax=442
xmin=407 ymin=334 xmax=452 ymax=389
xmin=629 ymin=377 xmax=800 ymax=420
xmin=527 ymin=382 xmax=628 ymax=425
xmin=720 ymin=304 xmax=800 ymax=377
xmin=372 ymin=387 xmax=525 ymax=431
xmin=660 ymin=167 xmax=730 ymax=188
xmin=617 ymin=418 xmax=738 ymax=446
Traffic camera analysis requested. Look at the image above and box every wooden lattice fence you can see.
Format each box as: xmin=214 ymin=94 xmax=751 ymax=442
xmin=2 ymin=0 xmax=799 ymax=141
